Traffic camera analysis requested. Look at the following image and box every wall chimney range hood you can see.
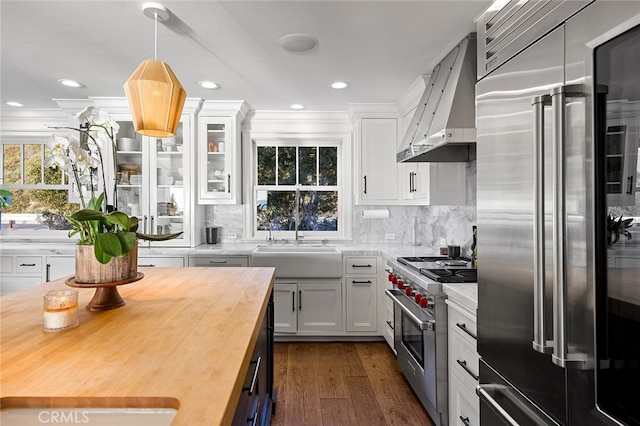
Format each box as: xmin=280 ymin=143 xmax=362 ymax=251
xmin=397 ymin=33 xmax=477 ymax=163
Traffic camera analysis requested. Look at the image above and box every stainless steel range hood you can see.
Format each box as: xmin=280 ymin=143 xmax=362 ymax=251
xmin=397 ymin=33 xmax=477 ymax=163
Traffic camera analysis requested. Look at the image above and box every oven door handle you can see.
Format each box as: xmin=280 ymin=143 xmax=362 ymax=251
xmin=385 ymin=289 xmax=434 ymax=331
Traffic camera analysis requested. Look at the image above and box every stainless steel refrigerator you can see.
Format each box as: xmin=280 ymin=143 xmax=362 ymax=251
xmin=476 ymin=1 xmax=640 ymax=425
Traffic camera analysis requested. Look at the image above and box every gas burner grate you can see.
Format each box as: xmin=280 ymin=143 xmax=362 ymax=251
xmin=420 ymin=268 xmax=477 ymax=283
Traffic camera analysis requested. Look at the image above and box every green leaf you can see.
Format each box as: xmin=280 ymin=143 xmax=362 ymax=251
xmin=87 ymin=194 xmax=104 ymax=211
xmin=95 ymin=232 xmax=123 ymax=258
xmin=136 ymin=231 xmax=183 ymax=242
xmin=116 ymin=231 xmax=137 ymax=254
xmin=105 ymin=211 xmax=130 ymax=230
xmin=69 ymin=209 xmax=106 ymax=222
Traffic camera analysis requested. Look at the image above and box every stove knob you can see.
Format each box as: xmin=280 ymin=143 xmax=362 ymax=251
xmin=405 ymin=286 xmax=413 ymax=296
xmin=419 ymin=297 xmax=428 ymax=308
xmin=415 ymin=293 xmax=423 ymax=304
xmin=392 ymin=275 xmax=398 ymax=284
xmin=397 ymin=280 xmax=404 ymax=289
xmin=423 ymin=296 xmax=435 ymax=309
xmin=388 ymin=273 xmax=394 ymax=282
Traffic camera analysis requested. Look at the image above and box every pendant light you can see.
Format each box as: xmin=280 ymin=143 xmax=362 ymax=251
xmin=124 ymin=2 xmax=186 ymax=137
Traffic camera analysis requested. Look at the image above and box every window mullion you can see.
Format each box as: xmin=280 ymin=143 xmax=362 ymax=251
xmin=315 ymin=146 xmax=319 ymax=186
xmin=40 ymin=144 xmax=46 ymax=184
xmin=20 ymin=145 xmax=25 ymax=184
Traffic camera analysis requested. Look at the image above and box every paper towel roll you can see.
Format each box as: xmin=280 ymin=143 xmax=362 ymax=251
xmin=362 ymin=209 xmax=389 ymax=219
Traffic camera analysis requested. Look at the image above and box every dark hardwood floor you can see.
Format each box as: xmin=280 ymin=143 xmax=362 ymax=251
xmin=272 ymin=342 xmax=435 ymax=426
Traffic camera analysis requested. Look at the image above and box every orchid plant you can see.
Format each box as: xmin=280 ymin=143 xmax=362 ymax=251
xmin=46 ymin=106 xmax=181 ymax=264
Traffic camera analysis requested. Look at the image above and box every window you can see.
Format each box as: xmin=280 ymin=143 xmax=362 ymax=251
xmin=254 ymin=141 xmax=341 ymax=238
xmin=1 ymin=138 xmax=79 ymax=233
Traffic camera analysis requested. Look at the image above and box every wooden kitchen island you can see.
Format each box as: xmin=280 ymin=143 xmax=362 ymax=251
xmin=0 ymin=267 xmax=275 ymax=425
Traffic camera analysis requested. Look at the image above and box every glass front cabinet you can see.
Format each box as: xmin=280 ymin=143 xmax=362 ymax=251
xmin=197 ymin=101 xmax=248 ymax=204
xmin=92 ymin=97 xmax=203 ymax=248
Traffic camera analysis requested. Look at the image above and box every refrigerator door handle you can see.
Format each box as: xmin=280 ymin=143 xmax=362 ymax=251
xmin=531 ymin=94 xmax=554 ymax=354
xmin=549 ymin=84 xmax=592 ymax=370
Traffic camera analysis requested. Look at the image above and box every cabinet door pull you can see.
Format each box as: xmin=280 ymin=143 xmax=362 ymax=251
xmin=386 ymin=320 xmax=394 ymax=330
xmin=363 ymin=175 xmax=367 ymax=194
xmin=351 ymin=264 xmax=372 ymax=268
xmin=19 ymin=263 xmax=36 ymax=267
xmin=460 ymin=416 xmax=470 ymax=426
xmin=227 ymin=174 xmax=231 ymax=193
xmin=299 ymin=290 xmax=302 ymax=311
xmin=456 ymin=322 xmax=477 ymax=340
xmin=352 ymin=280 xmax=373 ymax=285
xmin=628 ymin=176 xmax=634 ymax=194
xmin=242 ymin=356 xmax=262 ymax=395
xmin=46 ymin=264 xmax=51 ymax=282
xmin=138 ymin=264 xmax=156 ymax=267
xmin=292 ymin=291 xmax=296 ymax=312
xmin=456 ymin=359 xmax=479 ymax=381
xmin=209 ymin=260 xmax=228 ymax=264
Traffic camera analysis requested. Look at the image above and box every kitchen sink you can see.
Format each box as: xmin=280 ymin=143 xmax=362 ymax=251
xmin=251 ymin=245 xmax=342 ymax=278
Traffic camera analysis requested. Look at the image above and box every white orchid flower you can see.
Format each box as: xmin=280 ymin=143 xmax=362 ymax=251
xmin=75 ymin=106 xmax=99 ymax=124
xmin=44 ymin=154 xmax=70 ymax=170
xmin=69 ymin=145 xmax=99 ymax=171
xmin=46 ymin=134 xmax=70 ymax=155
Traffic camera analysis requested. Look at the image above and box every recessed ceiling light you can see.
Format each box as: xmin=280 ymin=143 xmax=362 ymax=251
xmin=331 ymin=81 xmax=350 ymax=90
xmin=290 ymin=104 xmax=306 ymax=110
xmin=58 ymin=79 xmax=85 ymax=88
xmin=199 ymin=81 xmax=221 ymax=90
xmin=279 ymin=33 xmax=319 ymax=53
xmin=5 ymin=101 xmax=25 ymax=107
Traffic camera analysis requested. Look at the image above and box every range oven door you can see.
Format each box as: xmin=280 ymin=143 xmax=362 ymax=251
xmin=385 ymin=289 xmax=438 ymax=421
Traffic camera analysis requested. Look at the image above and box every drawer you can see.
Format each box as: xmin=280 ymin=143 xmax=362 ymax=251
xmin=345 ymin=256 xmax=377 ymax=274
xmin=447 ymin=299 xmax=477 ymax=348
xmin=449 ymin=332 xmax=479 ymax=387
xmin=189 ymin=256 xmax=249 ymax=267
xmin=449 ymin=368 xmax=480 ymax=426
xmin=16 ymin=256 xmax=43 ymax=273
xmin=138 ymin=256 xmax=185 ymax=267
xmin=0 ymin=256 xmax=13 ymax=273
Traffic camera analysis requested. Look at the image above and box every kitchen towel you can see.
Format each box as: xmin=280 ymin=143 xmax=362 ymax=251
xmin=362 ymin=209 xmax=390 ymax=220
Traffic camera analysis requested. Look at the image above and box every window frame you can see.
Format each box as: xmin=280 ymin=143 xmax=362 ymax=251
xmin=0 ymin=113 xmax=80 ymax=240
xmin=244 ymin=132 xmax=352 ymax=241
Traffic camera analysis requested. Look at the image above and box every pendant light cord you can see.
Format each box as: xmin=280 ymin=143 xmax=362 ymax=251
xmin=154 ymin=11 xmax=158 ymax=60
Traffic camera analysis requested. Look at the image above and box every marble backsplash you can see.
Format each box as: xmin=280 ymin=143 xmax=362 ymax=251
xmin=207 ymin=203 xmax=476 ymax=255
xmin=206 ymin=158 xmax=477 ymax=252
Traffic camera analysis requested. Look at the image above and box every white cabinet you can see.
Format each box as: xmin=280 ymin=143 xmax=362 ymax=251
xmin=188 ymin=255 xmax=249 ymax=267
xmin=197 ymin=101 xmax=249 ymax=204
xmin=46 ymin=256 xmax=75 ymax=281
xmin=138 ymin=256 xmax=186 ymax=267
xmin=402 ymin=162 xmax=467 ymax=204
xmin=89 ymin=97 xmax=202 ymax=248
xmin=0 ymin=255 xmax=45 ymax=296
xmin=446 ymin=296 xmax=479 ymax=426
xmin=344 ymin=256 xmax=377 ymax=332
xmin=358 ymin=117 xmax=399 ymax=203
xmin=273 ymin=280 xmax=342 ymax=334
xmin=348 ymin=104 xmax=467 ymax=205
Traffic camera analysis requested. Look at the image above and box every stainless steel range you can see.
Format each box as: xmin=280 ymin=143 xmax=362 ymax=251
xmin=385 ymin=255 xmax=476 ymax=426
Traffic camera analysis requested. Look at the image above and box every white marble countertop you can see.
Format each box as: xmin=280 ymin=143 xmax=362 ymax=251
xmin=443 ymin=283 xmax=478 ymax=313
xmin=0 ymin=240 xmax=440 ymax=259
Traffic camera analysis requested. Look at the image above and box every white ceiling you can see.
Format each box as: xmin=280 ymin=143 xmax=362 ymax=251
xmin=0 ymin=0 xmax=491 ymax=112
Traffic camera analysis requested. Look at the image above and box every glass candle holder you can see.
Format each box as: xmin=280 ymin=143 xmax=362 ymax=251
xmin=43 ymin=290 xmax=79 ymax=332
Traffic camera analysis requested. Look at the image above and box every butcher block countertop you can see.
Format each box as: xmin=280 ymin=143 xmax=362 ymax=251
xmin=0 ymin=266 xmax=275 ymax=425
